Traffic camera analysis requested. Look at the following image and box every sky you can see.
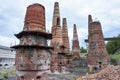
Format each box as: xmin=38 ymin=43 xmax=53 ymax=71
xmin=0 ymin=0 xmax=120 ymax=48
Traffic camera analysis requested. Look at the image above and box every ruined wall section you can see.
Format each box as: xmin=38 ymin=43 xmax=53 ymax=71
xmin=87 ymin=15 xmax=110 ymax=72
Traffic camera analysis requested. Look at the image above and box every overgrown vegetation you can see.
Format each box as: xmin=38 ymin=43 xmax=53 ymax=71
xmin=111 ymin=53 xmax=120 ymax=60
xmin=110 ymin=53 xmax=120 ymax=65
xmin=105 ymin=34 xmax=120 ymax=65
xmin=3 ymin=73 xmax=8 ymax=78
xmin=106 ymin=34 xmax=120 ymax=54
xmin=0 ymin=69 xmax=16 ymax=78
xmin=74 ymin=65 xmax=87 ymax=69
xmin=73 ymin=58 xmax=81 ymax=60
xmin=80 ymin=47 xmax=87 ymax=53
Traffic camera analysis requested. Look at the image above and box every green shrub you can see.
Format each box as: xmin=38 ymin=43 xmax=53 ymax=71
xmin=3 ymin=73 xmax=8 ymax=78
xmin=111 ymin=53 xmax=120 ymax=60
xmin=9 ymin=70 xmax=16 ymax=75
xmin=111 ymin=58 xmax=117 ymax=65
xmin=110 ymin=53 xmax=120 ymax=65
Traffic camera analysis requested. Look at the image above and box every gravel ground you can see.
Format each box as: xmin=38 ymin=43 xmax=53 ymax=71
xmin=48 ymin=73 xmax=79 ymax=80
xmin=76 ymin=65 xmax=120 ymax=80
xmin=0 ymin=77 xmax=16 ymax=80
xmin=0 ymin=69 xmax=86 ymax=80
xmin=0 ymin=74 xmax=78 ymax=80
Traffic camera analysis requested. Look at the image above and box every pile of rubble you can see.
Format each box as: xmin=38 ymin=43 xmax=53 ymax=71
xmin=76 ymin=65 xmax=120 ymax=80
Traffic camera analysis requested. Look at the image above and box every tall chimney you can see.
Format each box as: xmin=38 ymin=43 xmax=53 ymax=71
xmin=62 ymin=18 xmax=70 ymax=52
xmin=72 ymin=24 xmax=80 ymax=58
xmin=51 ymin=2 xmax=63 ymax=46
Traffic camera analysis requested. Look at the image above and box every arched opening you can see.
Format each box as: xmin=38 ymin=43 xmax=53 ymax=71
xmin=0 ymin=64 xmax=2 ymax=66
xmin=99 ymin=62 xmax=102 ymax=68
xmin=21 ymin=76 xmax=24 ymax=80
xmin=20 ymin=64 xmax=23 ymax=67
xmin=59 ymin=62 xmax=62 ymax=64
xmin=56 ymin=17 xmax=60 ymax=26
xmin=36 ymin=76 xmax=41 ymax=80
xmin=45 ymin=61 xmax=46 ymax=63
xmin=55 ymin=69 xmax=57 ymax=71
xmin=68 ymin=60 xmax=70 ymax=64
xmin=93 ymin=67 xmax=97 ymax=71
xmin=4 ymin=64 xmax=8 ymax=66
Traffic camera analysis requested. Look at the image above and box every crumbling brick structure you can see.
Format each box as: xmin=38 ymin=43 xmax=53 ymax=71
xmin=62 ymin=18 xmax=73 ymax=66
xmin=72 ymin=24 xmax=81 ymax=59
xmin=12 ymin=3 xmax=52 ymax=80
xmin=50 ymin=2 xmax=71 ymax=73
xmin=87 ymin=15 xmax=110 ymax=72
xmin=50 ymin=2 xmax=63 ymax=47
xmin=62 ymin=18 xmax=70 ymax=53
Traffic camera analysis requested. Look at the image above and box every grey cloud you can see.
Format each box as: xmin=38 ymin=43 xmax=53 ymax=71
xmin=0 ymin=0 xmax=120 ymax=48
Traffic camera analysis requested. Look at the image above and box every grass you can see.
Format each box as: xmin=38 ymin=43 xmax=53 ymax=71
xmin=3 ymin=73 xmax=8 ymax=78
xmin=110 ymin=53 xmax=120 ymax=65
xmin=0 ymin=69 xmax=16 ymax=78
xmin=111 ymin=53 xmax=120 ymax=60
xmin=74 ymin=66 xmax=87 ymax=69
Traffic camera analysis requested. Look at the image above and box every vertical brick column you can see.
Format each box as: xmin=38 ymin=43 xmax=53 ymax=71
xmin=72 ymin=24 xmax=80 ymax=59
xmin=12 ymin=3 xmax=52 ymax=80
xmin=87 ymin=15 xmax=110 ymax=72
xmin=62 ymin=18 xmax=70 ymax=53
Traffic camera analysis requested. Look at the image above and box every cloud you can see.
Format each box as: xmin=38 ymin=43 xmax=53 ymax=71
xmin=0 ymin=35 xmax=19 ymax=47
xmin=0 ymin=0 xmax=120 ymax=48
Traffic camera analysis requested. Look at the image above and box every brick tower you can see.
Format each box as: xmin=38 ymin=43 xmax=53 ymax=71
xmin=62 ymin=18 xmax=70 ymax=53
xmin=87 ymin=15 xmax=110 ymax=72
xmin=12 ymin=4 xmax=52 ymax=80
xmin=72 ymin=24 xmax=80 ymax=59
xmin=50 ymin=2 xmax=68 ymax=73
xmin=51 ymin=2 xmax=63 ymax=47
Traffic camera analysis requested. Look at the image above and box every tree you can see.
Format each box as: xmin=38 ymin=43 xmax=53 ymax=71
xmin=80 ymin=47 xmax=87 ymax=53
xmin=106 ymin=34 xmax=120 ymax=54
